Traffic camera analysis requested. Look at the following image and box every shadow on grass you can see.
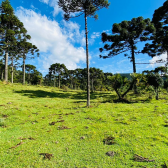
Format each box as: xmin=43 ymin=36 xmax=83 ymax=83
xmin=15 ymin=90 xmax=72 ymax=99
xmin=14 ymin=89 xmax=151 ymax=104
xmin=14 ymin=90 xmax=115 ymax=101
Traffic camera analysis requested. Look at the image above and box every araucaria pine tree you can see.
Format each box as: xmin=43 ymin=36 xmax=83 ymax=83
xmin=100 ymin=17 xmax=155 ymax=73
xmin=99 ymin=17 xmax=155 ymax=93
xmin=17 ymin=38 xmax=39 ymax=85
xmin=58 ymin=0 xmax=110 ymax=107
xmin=142 ymin=0 xmax=168 ymax=69
xmin=0 ymin=0 xmax=24 ymax=82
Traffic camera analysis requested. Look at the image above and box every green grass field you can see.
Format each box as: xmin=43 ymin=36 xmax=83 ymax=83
xmin=0 ymin=81 xmax=168 ymax=168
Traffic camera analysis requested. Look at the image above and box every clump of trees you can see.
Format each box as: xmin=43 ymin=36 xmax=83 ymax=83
xmin=44 ymin=63 xmax=112 ymax=91
xmin=0 ymin=0 xmax=39 ymax=84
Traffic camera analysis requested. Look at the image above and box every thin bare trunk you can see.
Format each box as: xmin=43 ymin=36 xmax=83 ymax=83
xmin=23 ymin=56 xmax=25 ymax=85
xmin=131 ymin=46 xmax=136 ymax=74
xmin=71 ymin=78 xmax=73 ymax=89
xmin=155 ymin=87 xmax=159 ymax=100
xmin=5 ymin=47 xmax=8 ymax=82
xmin=121 ymin=80 xmax=136 ymax=98
xmin=28 ymin=71 xmax=31 ymax=84
xmin=131 ymin=43 xmax=137 ymax=94
xmin=114 ymin=87 xmax=121 ymax=100
xmin=91 ymin=78 xmax=94 ymax=92
xmin=11 ymin=57 xmax=13 ymax=83
xmin=54 ymin=76 xmax=56 ymax=87
xmin=85 ymin=10 xmax=90 ymax=107
xmin=166 ymin=50 xmax=168 ymax=75
xmin=58 ymin=74 xmax=60 ymax=88
xmin=1 ymin=71 xmax=3 ymax=80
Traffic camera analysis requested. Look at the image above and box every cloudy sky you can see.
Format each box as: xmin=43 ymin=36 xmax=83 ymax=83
xmin=4 ymin=0 xmax=167 ymax=76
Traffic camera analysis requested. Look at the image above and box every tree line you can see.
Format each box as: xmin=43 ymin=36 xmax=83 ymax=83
xmin=43 ymin=63 xmax=113 ymax=92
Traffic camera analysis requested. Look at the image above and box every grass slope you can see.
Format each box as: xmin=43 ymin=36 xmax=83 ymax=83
xmin=0 ymin=81 xmax=168 ymax=167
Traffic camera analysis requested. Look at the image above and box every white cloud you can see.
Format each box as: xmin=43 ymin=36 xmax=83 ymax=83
xmin=148 ymin=52 xmax=167 ymax=68
xmin=16 ymin=7 xmax=86 ymax=73
xmin=91 ymin=32 xmax=101 ymax=39
xmin=89 ymin=32 xmax=101 ymax=45
xmin=39 ymin=0 xmax=49 ymax=5
xmin=39 ymin=0 xmax=62 ymax=17
xmin=61 ymin=20 xmax=85 ymax=46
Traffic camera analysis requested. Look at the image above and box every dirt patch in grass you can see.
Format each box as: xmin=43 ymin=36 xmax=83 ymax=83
xmin=57 ymin=126 xmax=71 ymax=130
xmin=49 ymin=120 xmax=65 ymax=125
xmin=103 ymin=136 xmax=116 ymax=145
xmin=9 ymin=142 xmax=24 ymax=149
xmin=133 ymin=154 xmax=155 ymax=162
xmin=39 ymin=153 xmax=53 ymax=160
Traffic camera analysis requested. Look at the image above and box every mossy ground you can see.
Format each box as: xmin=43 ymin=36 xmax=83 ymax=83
xmin=0 ymin=81 xmax=168 ymax=167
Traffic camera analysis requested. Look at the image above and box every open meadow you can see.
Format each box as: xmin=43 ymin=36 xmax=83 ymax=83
xmin=0 ymin=81 xmax=168 ymax=167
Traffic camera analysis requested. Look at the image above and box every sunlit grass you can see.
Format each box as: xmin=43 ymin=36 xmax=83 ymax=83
xmin=0 ymin=81 xmax=168 ymax=167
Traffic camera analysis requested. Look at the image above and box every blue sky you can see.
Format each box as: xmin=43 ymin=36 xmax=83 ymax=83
xmin=4 ymin=0 xmax=167 ymax=76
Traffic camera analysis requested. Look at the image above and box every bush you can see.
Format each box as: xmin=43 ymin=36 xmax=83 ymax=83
xmin=61 ymin=85 xmax=69 ymax=91
xmin=146 ymin=73 xmax=163 ymax=100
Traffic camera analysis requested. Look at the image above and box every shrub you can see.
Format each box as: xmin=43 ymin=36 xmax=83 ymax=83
xmin=61 ymin=85 xmax=69 ymax=91
xmin=146 ymin=73 xmax=163 ymax=100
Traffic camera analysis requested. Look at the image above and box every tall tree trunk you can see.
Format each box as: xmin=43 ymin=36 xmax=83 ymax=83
xmin=58 ymin=74 xmax=60 ymax=88
xmin=85 ymin=10 xmax=90 ymax=107
xmin=155 ymin=87 xmax=158 ymax=100
xmin=23 ymin=56 xmax=26 ymax=85
xmin=131 ymin=43 xmax=137 ymax=94
xmin=166 ymin=50 xmax=168 ymax=75
xmin=54 ymin=76 xmax=56 ymax=87
xmin=5 ymin=47 xmax=8 ymax=82
xmin=28 ymin=71 xmax=31 ymax=84
xmin=11 ymin=57 xmax=13 ymax=83
xmin=131 ymin=44 xmax=136 ymax=73
xmin=1 ymin=71 xmax=3 ymax=80
xmin=71 ymin=78 xmax=73 ymax=89
xmin=91 ymin=78 xmax=94 ymax=92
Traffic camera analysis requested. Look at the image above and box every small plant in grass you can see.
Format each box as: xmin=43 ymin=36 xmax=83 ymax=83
xmin=146 ymin=85 xmax=155 ymax=99
xmin=0 ymin=118 xmax=5 ymax=127
xmin=103 ymin=136 xmax=116 ymax=145
xmin=61 ymin=85 xmax=69 ymax=91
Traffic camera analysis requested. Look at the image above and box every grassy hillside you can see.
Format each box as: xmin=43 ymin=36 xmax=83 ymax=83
xmin=0 ymin=81 xmax=168 ymax=167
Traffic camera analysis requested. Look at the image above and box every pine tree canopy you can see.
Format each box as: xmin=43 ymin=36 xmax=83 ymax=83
xmin=100 ymin=16 xmax=155 ymax=59
xmin=58 ymin=0 xmax=110 ymax=20
xmin=142 ymin=0 xmax=168 ymax=57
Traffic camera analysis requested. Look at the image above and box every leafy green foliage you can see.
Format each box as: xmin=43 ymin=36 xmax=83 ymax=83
xmin=107 ymin=73 xmax=142 ymax=100
xmin=146 ymin=73 xmax=163 ymax=88
xmin=146 ymin=73 xmax=163 ymax=100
